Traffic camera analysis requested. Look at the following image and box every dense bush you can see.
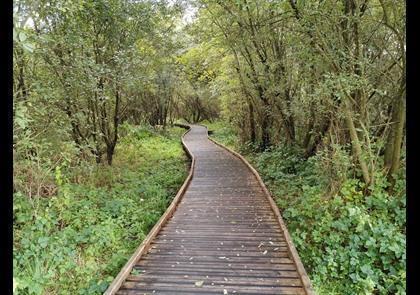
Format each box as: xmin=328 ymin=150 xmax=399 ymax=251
xmin=207 ymin=120 xmax=406 ymax=295
xmin=13 ymin=125 xmax=188 ymax=294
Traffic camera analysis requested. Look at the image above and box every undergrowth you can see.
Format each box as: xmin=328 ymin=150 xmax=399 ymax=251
xmin=206 ymin=120 xmax=406 ymax=295
xmin=13 ymin=124 xmax=188 ymax=294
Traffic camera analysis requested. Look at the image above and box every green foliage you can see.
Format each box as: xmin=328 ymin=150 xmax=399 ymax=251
xmin=203 ymin=120 xmax=239 ymax=150
xmin=283 ymin=172 xmax=406 ymax=295
xmin=208 ymin=120 xmax=406 ymax=295
xmin=174 ymin=43 xmax=223 ymax=123
xmin=13 ymin=125 xmax=188 ymax=294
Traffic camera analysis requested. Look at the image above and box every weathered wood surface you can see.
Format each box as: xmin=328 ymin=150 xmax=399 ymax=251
xmin=105 ymin=124 xmax=314 ymax=295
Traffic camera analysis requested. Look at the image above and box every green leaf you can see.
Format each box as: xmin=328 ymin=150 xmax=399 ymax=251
xmin=360 ymin=264 xmax=373 ymax=276
xmin=15 ymin=117 xmax=27 ymax=129
xmin=38 ymin=237 xmax=49 ymax=248
xmin=22 ymin=42 xmax=35 ymax=53
xmin=19 ymin=32 xmax=27 ymax=42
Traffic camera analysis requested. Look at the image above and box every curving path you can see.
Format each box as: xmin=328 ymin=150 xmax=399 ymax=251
xmin=106 ymin=125 xmax=313 ymax=295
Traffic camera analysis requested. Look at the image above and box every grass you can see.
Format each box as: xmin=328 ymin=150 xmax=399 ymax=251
xmin=13 ymin=124 xmax=189 ymax=294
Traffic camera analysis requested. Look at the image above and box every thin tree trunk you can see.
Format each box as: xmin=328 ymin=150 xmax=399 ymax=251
xmin=344 ymin=101 xmax=371 ymax=186
xmin=260 ymin=111 xmax=271 ymax=151
xmin=302 ymin=108 xmax=315 ymax=149
xmin=106 ymin=87 xmax=121 ymax=165
xmin=385 ymin=88 xmax=406 ymax=185
xmin=248 ymin=101 xmax=256 ymax=144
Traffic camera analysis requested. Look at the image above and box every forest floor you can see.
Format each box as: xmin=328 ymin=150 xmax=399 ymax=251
xmin=13 ymin=124 xmax=188 ymax=294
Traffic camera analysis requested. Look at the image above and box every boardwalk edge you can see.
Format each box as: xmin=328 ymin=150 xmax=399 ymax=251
xmin=103 ymin=124 xmax=195 ymax=295
xmin=205 ymin=126 xmax=315 ymax=295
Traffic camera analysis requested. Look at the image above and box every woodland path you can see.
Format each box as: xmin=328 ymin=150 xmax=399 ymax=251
xmin=105 ymin=124 xmax=313 ymax=295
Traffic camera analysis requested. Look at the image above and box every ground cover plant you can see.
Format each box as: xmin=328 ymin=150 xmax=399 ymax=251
xmin=13 ymin=124 xmax=188 ymax=294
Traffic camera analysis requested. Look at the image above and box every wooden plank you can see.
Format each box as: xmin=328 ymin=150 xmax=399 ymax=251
xmin=117 ymin=283 xmax=306 ymax=295
xmin=136 ymin=261 xmax=296 ymax=271
xmin=120 ymin=280 xmax=303 ymax=289
xmin=125 ymin=275 xmax=302 ymax=285
xmin=131 ymin=266 xmax=299 ymax=276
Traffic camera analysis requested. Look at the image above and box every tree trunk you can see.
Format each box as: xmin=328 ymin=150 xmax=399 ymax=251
xmin=344 ymin=101 xmax=371 ymax=186
xmin=260 ymin=111 xmax=271 ymax=151
xmin=106 ymin=144 xmax=115 ymax=165
xmin=106 ymin=87 xmax=121 ymax=165
xmin=385 ymin=88 xmax=406 ymax=185
xmin=248 ymin=101 xmax=256 ymax=144
xmin=302 ymin=112 xmax=315 ymax=149
xmin=94 ymin=149 xmax=102 ymax=164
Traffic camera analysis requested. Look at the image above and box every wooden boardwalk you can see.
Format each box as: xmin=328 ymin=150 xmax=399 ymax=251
xmin=105 ymin=125 xmax=314 ymax=295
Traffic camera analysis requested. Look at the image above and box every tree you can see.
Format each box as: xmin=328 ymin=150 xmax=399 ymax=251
xmin=191 ymin=0 xmax=405 ymax=189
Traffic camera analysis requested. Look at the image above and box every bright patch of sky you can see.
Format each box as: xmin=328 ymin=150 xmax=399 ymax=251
xmin=182 ymin=5 xmax=197 ymax=24
xmin=167 ymin=0 xmax=197 ymax=24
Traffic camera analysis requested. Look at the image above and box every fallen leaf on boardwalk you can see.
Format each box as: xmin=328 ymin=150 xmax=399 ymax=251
xmin=195 ymin=281 xmax=204 ymax=287
xmin=224 ymin=289 xmax=228 ymax=294
xmin=263 ymin=250 xmax=268 ymax=255
xmin=218 ymin=256 xmax=226 ymax=259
